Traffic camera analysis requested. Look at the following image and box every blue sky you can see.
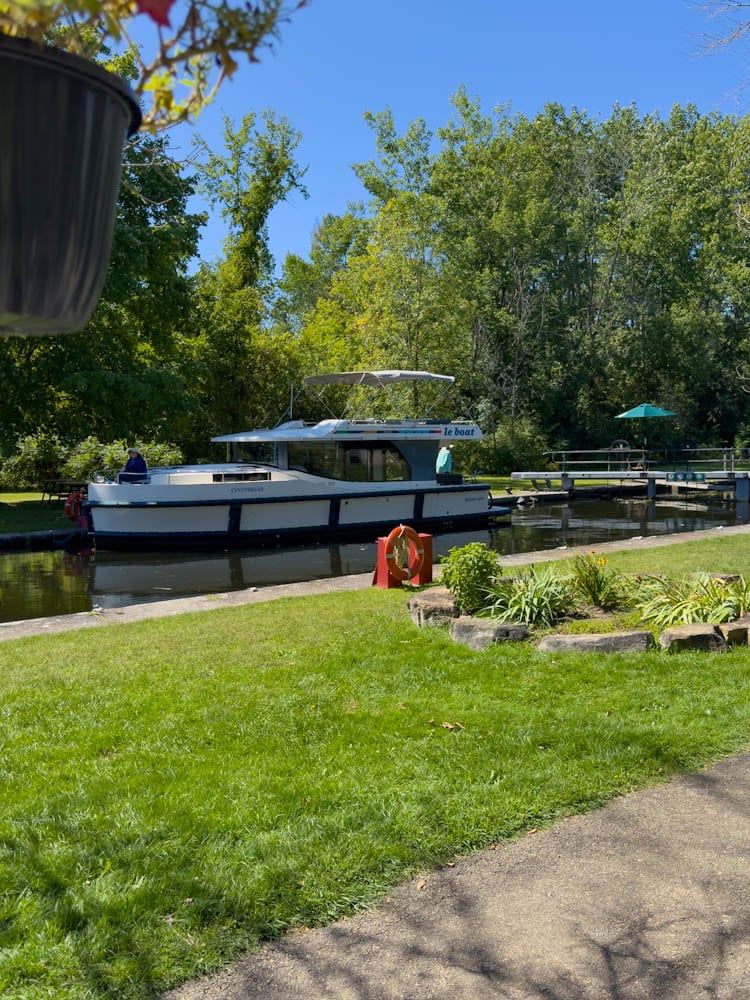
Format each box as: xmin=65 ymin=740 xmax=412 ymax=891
xmin=166 ymin=0 xmax=750 ymax=267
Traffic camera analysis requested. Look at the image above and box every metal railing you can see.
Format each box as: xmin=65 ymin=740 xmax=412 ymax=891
xmin=544 ymin=446 xmax=750 ymax=476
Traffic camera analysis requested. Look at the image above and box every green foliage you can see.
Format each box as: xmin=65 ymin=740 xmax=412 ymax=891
xmin=280 ymin=95 xmax=750 ymax=451
xmin=630 ymin=573 xmax=750 ymax=627
xmin=0 ymin=435 xmax=184 ymax=488
xmin=61 ymin=437 xmax=184 ymax=481
xmin=181 ymin=112 xmax=308 ymax=449
xmin=5 ymin=94 xmax=750 ymax=467
xmin=60 ymin=436 xmax=123 ymax=480
xmin=0 ymin=136 xmax=203 ymax=453
xmin=0 ymin=433 xmax=66 ymax=489
xmin=481 ymin=567 xmax=576 ymax=627
xmin=571 ymin=552 xmax=627 ymax=609
xmin=439 ymin=542 xmax=500 ymax=614
xmin=467 ymin=416 xmax=551 ymax=475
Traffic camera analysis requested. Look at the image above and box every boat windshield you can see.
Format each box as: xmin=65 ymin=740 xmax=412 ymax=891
xmin=288 ymin=441 xmax=409 ymax=482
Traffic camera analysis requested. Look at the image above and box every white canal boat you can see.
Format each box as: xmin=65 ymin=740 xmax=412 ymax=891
xmin=85 ymin=371 xmax=506 ymax=550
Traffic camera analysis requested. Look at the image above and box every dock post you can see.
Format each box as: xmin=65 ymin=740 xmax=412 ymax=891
xmin=736 ymin=476 xmax=750 ymax=502
xmin=561 ymin=475 xmax=574 ymax=491
xmin=647 ymin=477 xmax=656 ymax=499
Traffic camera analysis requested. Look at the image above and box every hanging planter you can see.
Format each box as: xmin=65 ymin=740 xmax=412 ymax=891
xmin=0 ymin=1 xmax=308 ymax=336
xmin=0 ymin=35 xmax=141 ymax=336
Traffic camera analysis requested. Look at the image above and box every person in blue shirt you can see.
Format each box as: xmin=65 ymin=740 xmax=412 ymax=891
xmin=120 ymin=447 xmax=147 ymax=481
xmin=436 ymin=444 xmax=453 ymax=474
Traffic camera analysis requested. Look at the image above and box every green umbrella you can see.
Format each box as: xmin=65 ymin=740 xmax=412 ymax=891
xmin=615 ymin=402 xmax=677 ymax=449
xmin=615 ymin=403 xmax=676 ymax=419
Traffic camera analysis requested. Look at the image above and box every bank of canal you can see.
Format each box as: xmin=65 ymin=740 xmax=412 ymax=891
xmin=0 ymin=494 xmax=746 ymax=624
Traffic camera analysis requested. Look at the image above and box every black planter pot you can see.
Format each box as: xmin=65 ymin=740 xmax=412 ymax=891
xmin=0 ymin=34 xmax=141 ymax=336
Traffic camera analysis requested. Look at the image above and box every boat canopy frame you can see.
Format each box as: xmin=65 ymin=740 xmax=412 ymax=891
xmin=285 ymin=370 xmax=456 ymax=424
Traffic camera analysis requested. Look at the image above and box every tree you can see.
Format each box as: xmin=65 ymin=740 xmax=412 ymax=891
xmin=0 ymin=135 xmax=204 ymax=450
xmin=183 ymin=111 xmax=309 ymax=447
xmin=272 ymin=211 xmax=370 ymax=336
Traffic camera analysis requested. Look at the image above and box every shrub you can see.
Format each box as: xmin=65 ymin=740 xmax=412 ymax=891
xmin=142 ymin=441 xmax=184 ymax=469
xmin=473 ymin=415 xmax=551 ymax=475
xmin=61 ymin=438 xmax=185 ymax=481
xmin=0 ymin=435 xmax=186 ymax=488
xmin=481 ymin=566 xmax=576 ymax=627
xmin=571 ymin=552 xmax=626 ymax=609
xmin=0 ymin=433 xmax=66 ymax=488
xmin=60 ymin=436 xmax=114 ymax=481
xmin=630 ymin=572 xmax=750 ymax=627
xmin=439 ymin=542 xmax=500 ymax=614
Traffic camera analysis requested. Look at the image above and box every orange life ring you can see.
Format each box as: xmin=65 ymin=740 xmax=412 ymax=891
xmin=64 ymin=491 xmax=85 ymax=522
xmin=383 ymin=524 xmax=424 ymax=582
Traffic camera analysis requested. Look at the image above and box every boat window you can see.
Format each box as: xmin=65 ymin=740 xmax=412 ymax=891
xmin=212 ymin=472 xmax=270 ymax=483
xmin=287 ymin=442 xmax=410 ymax=481
xmin=230 ymin=443 xmax=276 ymax=465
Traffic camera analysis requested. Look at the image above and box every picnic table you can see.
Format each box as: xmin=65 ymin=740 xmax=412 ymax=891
xmin=42 ymin=479 xmax=87 ymax=504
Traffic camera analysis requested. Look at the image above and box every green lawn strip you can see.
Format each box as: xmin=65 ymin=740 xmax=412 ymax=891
xmin=0 ymin=493 xmax=69 ymax=534
xmin=0 ymin=586 xmax=748 ymax=998
xmin=519 ymin=532 xmax=750 ymax=579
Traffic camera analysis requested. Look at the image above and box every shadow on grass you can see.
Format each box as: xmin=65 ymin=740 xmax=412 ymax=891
xmin=162 ymin=753 xmax=750 ymax=1000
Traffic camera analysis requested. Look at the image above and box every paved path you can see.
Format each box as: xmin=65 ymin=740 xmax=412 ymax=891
xmin=163 ymin=752 xmax=750 ymax=1000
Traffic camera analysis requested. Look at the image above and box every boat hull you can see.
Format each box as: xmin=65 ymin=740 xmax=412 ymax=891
xmin=86 ymin=483 xmax=506 ymax=550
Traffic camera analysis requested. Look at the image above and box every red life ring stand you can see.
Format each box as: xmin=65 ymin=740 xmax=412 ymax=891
xmin=64 ymin=491 xmax=85 ymax=522
xmin=383 ymin=524 xmax=424 ymax=582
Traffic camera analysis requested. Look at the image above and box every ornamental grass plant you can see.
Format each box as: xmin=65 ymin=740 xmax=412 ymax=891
xmin=630 ymin=571 xmax=750 ymax=627
xmin=570 ymin=551 xmax=627 ymax=609
xmin=481 ymin=565 xmax=577 ymax=626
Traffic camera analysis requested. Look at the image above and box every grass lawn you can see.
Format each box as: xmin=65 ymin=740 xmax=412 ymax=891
xmin=548 ymin=533 xmax=750 ymax=579
xmin=0 ymin=493 xmax=70 ymax=533
xmin=1 ymin=534 xmax=750 ymax=999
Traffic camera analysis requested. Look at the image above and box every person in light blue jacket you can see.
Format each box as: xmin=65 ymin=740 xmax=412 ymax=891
xmin=436 ymin=444 xmax=453 ymax=474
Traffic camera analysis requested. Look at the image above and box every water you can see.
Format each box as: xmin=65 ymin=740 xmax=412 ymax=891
xmin=1 ymin=496 xmax=746 ymax=624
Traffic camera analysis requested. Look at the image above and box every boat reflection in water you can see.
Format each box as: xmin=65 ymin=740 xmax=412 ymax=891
xmin=86 ymin=529 xmax=492 ymax=609
xmin=87 ymin=497 xmax=748 ymax=611
xmin=0 ymin=497 xmax=745 ymax=624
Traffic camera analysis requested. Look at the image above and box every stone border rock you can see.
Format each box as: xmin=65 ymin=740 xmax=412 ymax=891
xmin=538 ymin=631 xmax=654 ymax=653
xmin=408 ymin=587 xmax=750 ymax=653
xmin=659 ymin=623 xmax=727 ymax=652
xmin=450 ymin=617 xmax=529 ymax=651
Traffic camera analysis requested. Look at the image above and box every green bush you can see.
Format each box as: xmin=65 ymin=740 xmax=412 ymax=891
xmin=63 ymin=438 xmax=184 ymax=480
xmin=0 ymin=433 xmax=66 ymax=488
xmin=466 ymin=416 xmax=550 ymax=475
xmin=571 ymin=552 xmax=627 ymax=609
xmin=0 ymin=434 xmax=185 ymax=488
xmin=481 ymin=566 xmax=576 ymax=626
xmin=630 ymin=572 xmax=750 ymax=627
xmin=140 ymin=440 xmax=184 ymax=469
xmin=60 ymin=436 xmax=117 ymax=481
xmin=439 ymin=542 xmax=500 ymax=614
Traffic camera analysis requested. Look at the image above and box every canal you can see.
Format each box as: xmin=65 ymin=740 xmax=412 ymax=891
xmin=1 ymin=495 xmax=746 ymax=624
